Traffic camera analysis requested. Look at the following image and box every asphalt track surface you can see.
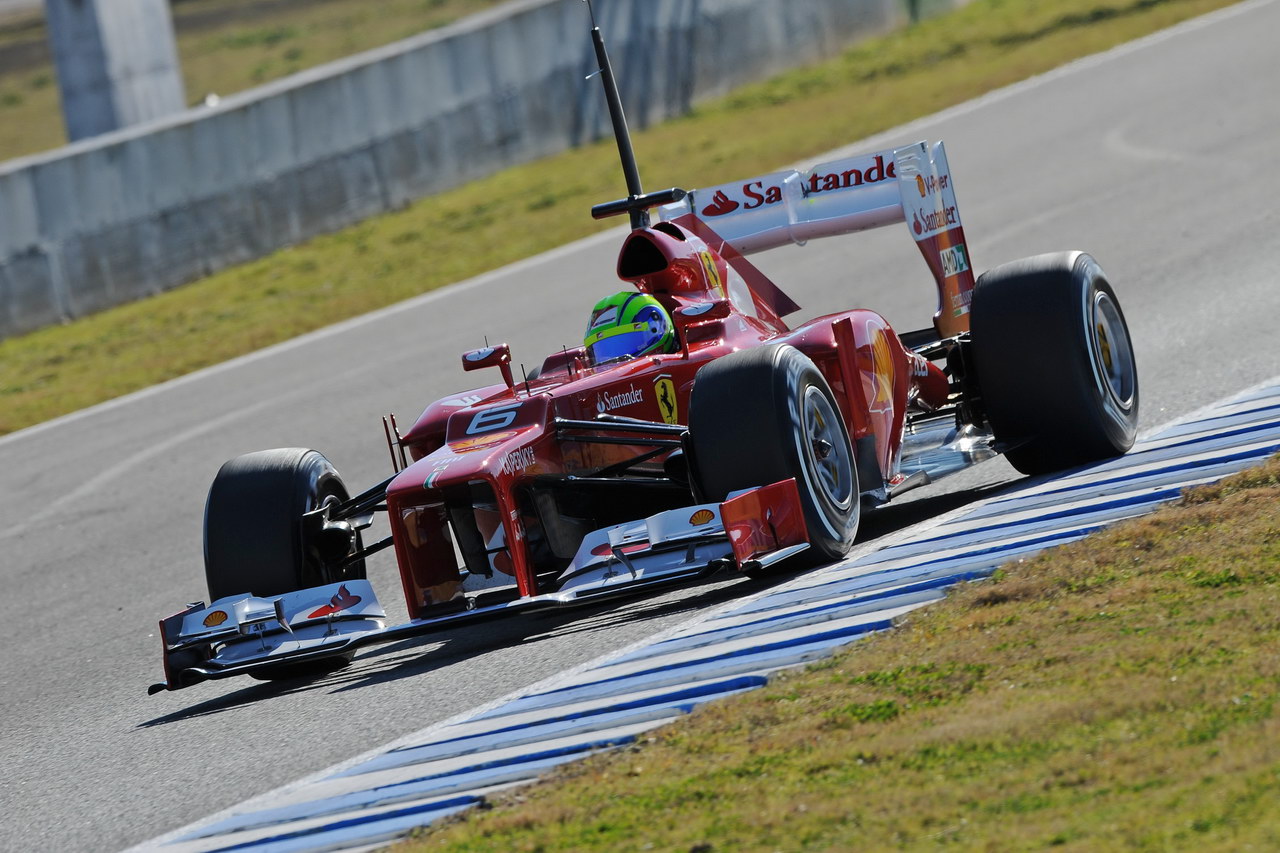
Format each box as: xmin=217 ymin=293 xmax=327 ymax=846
xmin=2 ymin=1 xmax=1278 ymax=848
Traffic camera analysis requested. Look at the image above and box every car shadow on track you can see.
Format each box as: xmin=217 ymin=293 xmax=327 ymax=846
xmin=137 ymin=479 xmax=1014 ymax=728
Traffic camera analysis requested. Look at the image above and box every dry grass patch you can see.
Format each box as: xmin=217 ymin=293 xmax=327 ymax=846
xmin=408 ymin=455 xmax=1280 ymax=851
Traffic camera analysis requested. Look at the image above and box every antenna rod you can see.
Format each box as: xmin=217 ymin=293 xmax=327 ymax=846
xmin=585 ymin=1 xmax=646 ymax=228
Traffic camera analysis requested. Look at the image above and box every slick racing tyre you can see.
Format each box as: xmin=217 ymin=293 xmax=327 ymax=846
xmin=204 ymin=448 xmax=366 ymax=600
xmin=970 ymin=251 xmax=1138 ymax=476
xmin=689 ymin=344 xmax=859 ymax=565
xmin=204 ymin=448 xmax=365 ymax=681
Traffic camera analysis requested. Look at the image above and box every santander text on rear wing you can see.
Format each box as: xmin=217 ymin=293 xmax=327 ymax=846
xmin=656 ymin=141 xmax=976 ymax=338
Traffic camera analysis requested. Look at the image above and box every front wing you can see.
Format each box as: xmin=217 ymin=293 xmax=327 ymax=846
xmin=150 ymin=479 xmax=808 ymax=693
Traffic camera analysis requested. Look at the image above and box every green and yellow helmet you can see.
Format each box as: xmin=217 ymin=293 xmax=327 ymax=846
xmin=583 ymin=292 xmax=676 ymax=365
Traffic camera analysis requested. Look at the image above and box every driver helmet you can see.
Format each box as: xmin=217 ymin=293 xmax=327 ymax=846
xmin=584 ymin=292 xmax=676 ymax=365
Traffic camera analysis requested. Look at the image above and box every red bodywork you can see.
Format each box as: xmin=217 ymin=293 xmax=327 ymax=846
xmin=721 ymin=479 xmax=808 ymax=566
xmin=383 ymin=218 xmax=952 ymax=620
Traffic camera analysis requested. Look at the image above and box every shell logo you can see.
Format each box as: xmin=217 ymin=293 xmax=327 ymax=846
xmin=696 ymin=251 xmax=725 ymax=298
xmin=449 ymin=430 xmax=517 ymax=453
xmin=689 ymin=509 xmax=716 ymax=526
xmin=203 ymin=610 xmax=228 ymax=628
xmin=869 ymin=326 xmax=894 ymax=412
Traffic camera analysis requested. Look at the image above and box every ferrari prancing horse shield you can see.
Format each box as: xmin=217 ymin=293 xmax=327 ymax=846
xmin=653 ymin=375 xmax=679 ymax=424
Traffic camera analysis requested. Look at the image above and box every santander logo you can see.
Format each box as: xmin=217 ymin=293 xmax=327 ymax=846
xmin=700 ymin=155 xmax=896 ymax=217
xmin=701 ymin=190 xmax=739 ymax=217
xmin=914 ymin=205 xmax=958 ymax=237
xmin=308 ymin=584 xmax=361 ymax=618
xmin=597 ymin=385 xmax=644 ymax=413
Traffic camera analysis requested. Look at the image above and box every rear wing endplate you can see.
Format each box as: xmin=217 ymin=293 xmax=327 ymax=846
xmin=655 ymin=141 xmax=976 ymax=337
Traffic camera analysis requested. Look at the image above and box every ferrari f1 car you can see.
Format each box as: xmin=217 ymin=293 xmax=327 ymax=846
xmin=149 ymin=11 xmax=1138 ymax=693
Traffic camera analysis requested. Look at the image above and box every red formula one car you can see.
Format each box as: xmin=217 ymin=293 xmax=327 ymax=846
xmin=150 ymin=15 xmax=1138 ymax=693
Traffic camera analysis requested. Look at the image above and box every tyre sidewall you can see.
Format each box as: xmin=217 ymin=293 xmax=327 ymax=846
xmin=690 ymin=344 xmax=858 ymax=563
xmin=1073 ymin=258 xmax=1138 ymax=452
xmin=771 ymin=348 xmax=858 ymax=556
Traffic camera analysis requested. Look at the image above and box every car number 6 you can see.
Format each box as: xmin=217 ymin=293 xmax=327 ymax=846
xmin=466 ymin=403 xmax=521 ymax=434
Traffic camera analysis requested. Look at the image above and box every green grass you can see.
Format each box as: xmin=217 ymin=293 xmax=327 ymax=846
xmin=404 ymin=455 xmax=1280 ymax=851
xmin=0 ymin=0 xmax=507 ymax=159
xmin=0 ymin=0 xmax=1245 ymax=436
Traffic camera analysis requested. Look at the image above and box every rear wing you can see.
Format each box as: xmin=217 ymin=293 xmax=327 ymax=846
xmin=655 ymin=141 xmax=976 ymax=338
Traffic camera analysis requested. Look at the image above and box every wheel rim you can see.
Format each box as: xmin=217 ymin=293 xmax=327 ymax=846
xmin=800 ymin=386 xmax=854 ymax=510
xmin=1088 ymin=290 xmax=1136 ymax=415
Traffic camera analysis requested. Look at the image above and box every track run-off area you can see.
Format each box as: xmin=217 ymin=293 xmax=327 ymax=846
xmin=1 ymin=0 xmax=1279 ymax=849
xmin=143 ymin=380 xmax=1280 ymax=851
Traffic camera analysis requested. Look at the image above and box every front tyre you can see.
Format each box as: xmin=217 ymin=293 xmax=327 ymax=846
xmin=689 ymin=344 xmax=859 ymax=565
xmin=970 ymin=251 xmax=1138 ymax=475
xmin=204 ymin=448 xmax=366 ymax=681
xmin=204 ymin=448 xmax=366 ymax=601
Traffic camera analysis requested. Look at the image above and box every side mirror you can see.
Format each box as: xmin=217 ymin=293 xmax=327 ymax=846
xmin=678 ymin=300 xmax=731 ymax=322
xmin=461 ymin=343 xmax=514 ymax=390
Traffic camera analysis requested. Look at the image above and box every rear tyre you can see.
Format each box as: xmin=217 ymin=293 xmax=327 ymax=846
xmin=970 ymin=251 xmax=1138 ymax=475
xmin=689 ymin=344 xmax=859 ymax=565
xmin=204 ymin=448 xmax=365 ymax=680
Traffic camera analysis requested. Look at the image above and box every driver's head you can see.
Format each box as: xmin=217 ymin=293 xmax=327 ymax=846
xmin=584 ymin=292 xmax=676 ymax=365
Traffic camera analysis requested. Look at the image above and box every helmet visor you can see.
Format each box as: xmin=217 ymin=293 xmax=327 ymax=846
xmin=585 ymin=324 xmax=654 ymax=364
